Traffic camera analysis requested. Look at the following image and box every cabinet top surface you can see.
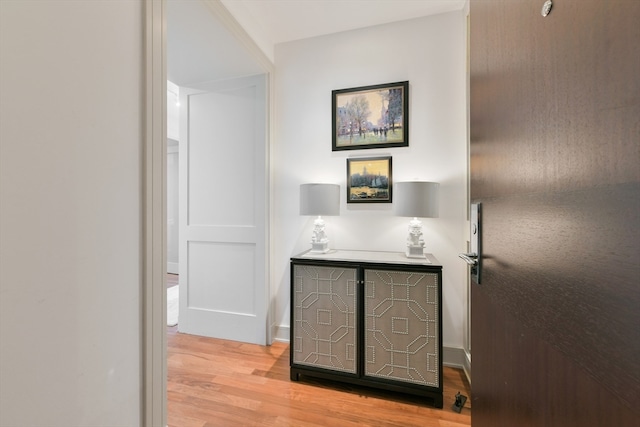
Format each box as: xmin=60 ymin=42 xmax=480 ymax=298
xmin=292 ymin=249 xmax=441 ymax=267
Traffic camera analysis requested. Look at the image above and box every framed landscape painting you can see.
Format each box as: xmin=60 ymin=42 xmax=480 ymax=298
xmin=346 ymin=156 xmax=392 ymax=203
xmin=332 ymin=81 xmax=409 ymax=151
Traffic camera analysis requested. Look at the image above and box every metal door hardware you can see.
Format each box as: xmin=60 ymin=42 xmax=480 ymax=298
xmin=459 ymin=203 xmax=481 ymax=284
xmin=458 ymin=253 xmax=478 ymax=266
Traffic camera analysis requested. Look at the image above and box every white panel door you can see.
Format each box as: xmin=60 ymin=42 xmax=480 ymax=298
xmin=178 ymin=74 xmax=267 ymax=345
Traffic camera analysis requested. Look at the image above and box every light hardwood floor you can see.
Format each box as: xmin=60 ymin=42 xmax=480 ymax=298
xmin=167 ymin=326 xmax=471 ymax=426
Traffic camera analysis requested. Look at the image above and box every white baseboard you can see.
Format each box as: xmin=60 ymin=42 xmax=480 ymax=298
xmin=272 ymin=324 xmax=290 ymax=343
xmin=167 ymin=262 xmax=179 ymax=275
xmin=462 ymin=349 xmax=471 ymax=385
xmin=442 ymin=346 xmax=466 ymax=370
xmin=271 ymin=323 xmax=472 ymax=384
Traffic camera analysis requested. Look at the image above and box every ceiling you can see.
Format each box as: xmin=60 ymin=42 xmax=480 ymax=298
xmin=167 ymin=0 xmax=264 ymax=86
xmin=221 ymin=0 xmax=467 ymax=46
xmin=168 ymin=0 xmax=467 ymax=86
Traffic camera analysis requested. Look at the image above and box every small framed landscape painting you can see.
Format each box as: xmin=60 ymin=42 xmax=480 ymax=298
xmin=346 ymin=156 xmax=392 ymax=203
xmin=332 ymin=81 xmax=409 ymax=151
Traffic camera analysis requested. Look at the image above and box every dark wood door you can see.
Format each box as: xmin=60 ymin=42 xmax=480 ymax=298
xmin=469 ymin=1 xmax=639 ymax=425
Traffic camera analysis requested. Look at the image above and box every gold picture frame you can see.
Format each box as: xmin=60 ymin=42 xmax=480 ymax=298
xmin=346 ymin=156 xmax=392 ymax=203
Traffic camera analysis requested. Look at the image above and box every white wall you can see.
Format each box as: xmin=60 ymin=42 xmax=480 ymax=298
xmin=273 ymin=12 xmax=469 ymax=353
xmin=167 ymin=81 xmax=180 ymax=141
xmin=0 ymin=1 xmax=144 ymax=425
xmin=167 ymin=145 xmax=179 ymax=274
xmin=167 ymin=82 xmax=180 ymax=274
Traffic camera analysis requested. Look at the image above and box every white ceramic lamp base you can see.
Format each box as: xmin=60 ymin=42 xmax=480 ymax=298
xmin=405 ymin=244 xmax=426 ymax=258
xmin=310 ymin=216 xmax=331 ymax=253
xmin=405 ymin=217 xmax=426 ymax=258
xmin=310 ymin=241 xmax=330 ymax=253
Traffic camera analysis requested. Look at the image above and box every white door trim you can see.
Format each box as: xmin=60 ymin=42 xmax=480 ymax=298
xmin=143 ymin=0 xmax=167 ymax=426
xmin=201 ymin=1 xmax=275 ymax=346
xmin=143 ymin=0 xmax=275 ymax=425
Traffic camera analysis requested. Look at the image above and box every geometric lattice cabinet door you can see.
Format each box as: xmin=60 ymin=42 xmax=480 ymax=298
xmin=364 ymin=269 xmax=440 ymax=387
xmin=292 ymin=265 xmax=358 ymax=374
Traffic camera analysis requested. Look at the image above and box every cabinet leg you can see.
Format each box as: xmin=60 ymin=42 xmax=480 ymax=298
xmin=433 ymin=395 xmax=443 ymax=409
xmin=290 ymin=370 xmax=300 ymax=381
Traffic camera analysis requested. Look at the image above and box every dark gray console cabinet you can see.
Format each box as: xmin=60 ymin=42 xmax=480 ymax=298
xmin=290 ymin=250 xmax=443 ymax=408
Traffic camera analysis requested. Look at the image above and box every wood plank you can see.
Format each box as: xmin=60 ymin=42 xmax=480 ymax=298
xmin=168 ymin=326 xmax=471 ymax=426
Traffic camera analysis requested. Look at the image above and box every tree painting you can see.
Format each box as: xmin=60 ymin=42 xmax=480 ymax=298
xmin=332 ymin=82 xmax=408 ymax=151
xmin=345 ymin=95 xmax=371 ymax=139
xmin=387 ymin=88 xmax=403 ymax=133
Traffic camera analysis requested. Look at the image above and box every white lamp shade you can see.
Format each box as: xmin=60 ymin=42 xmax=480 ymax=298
xmin=395 ymin=181 xmax=439 ymax=218
xmin=300 ymin=183 xmax=340 ymax=216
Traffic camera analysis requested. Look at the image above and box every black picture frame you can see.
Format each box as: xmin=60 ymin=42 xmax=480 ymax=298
xmin=346 ymin=156 xmax=392 ymax=203
xmin=332 ymin=81 xmax=409 ymax=151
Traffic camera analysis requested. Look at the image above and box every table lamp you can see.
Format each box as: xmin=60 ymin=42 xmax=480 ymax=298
xmin=300 ymin=183 xmax=340 ymax=253
xmin=395 ymin=181 xmax=439 ymax=258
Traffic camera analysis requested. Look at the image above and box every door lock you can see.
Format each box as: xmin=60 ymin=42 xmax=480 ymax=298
xmin=459 ymin=203 xmax=481 ymax=284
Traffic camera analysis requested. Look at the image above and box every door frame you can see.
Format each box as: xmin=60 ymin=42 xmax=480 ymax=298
xmin=143 ymin=0 xmax=167 ymax=425
xmin=142 ymin=0 xmax=275 ymax=425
